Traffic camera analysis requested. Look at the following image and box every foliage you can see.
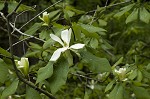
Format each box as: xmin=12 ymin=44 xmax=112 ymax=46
xmin=0 ymin=0 xmax=150 ymax=99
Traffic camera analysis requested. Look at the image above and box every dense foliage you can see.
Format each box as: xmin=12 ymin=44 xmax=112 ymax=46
xmin=0 ymin=0 xmax=150 ymax=99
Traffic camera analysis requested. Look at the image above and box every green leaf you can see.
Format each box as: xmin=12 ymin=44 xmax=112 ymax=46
xmin=26 ymin=87 xmax=42 ymax=99
xmin=140 ymin=7 xmax=150 ymax=24
xmin=98 ymin=19 xmax=107 ymax=26
xmin=133 ymin=86 xmax=150 ymax=99
xmin=80 ymin=51 xmax=111 ymax=73
xmin=105 ymin=80 xmax=115 ymax=92
xmin=109 ymin=83 xmax=124 ymax=99
xmin=0 ymin=59 xmax=9 ymax=83
xmin=49 ymin=10 xmax=61 ymax=20
xmin=7 ymin=1 xmax=35 ymax=13
xmin=20 ymin=23 xmax=42 ymax=39
xmin=43 ymin=39 xmax=53 ymax=49
xmin=114 ymin=3 xmax=135 ymax=18
xmin=90 ymin=38 xmax=98 ymax=49
xmin=1 ymin=79 xmax=19 ymax=99
xmin=36 ymin=62 xmax=53 ymax=84
xmin=72 ymin=23 xmax=81 ymax=41
xmin=17 ymin=4 xmax=35 ymax=12
xmin=0 ymin=47 xmax=11 ymax=57
xmin=39 ymin=30 xmax=50 ymax=40
xmin=128 ymin=69 xmax=137 ymax=80
xmin=25 ymin=23 xmax=42 ymax=35
xmin=0 ymin=2 xmax=4 ymax=10
xmin=48 ymin=59 xmax=69 ymax=94
xmin=29 ymin=42 xmax=42 ymax=50
xmin=126 ymin=8 xmax=138 ymax=24
xmin=80 ymin=23 xmax=106 ymax=33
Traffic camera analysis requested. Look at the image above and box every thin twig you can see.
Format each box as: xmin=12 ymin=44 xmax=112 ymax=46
xmin=6 ymin=1 xmax=56 ymax=99
xmin=9 ymin=23 xmax=45 ymax=42
xmin=19 ymin=0 xmax=62 ymax=30
xmin=6 ymin=0 xmax=23 ymax=18
xmin=7 ymin=37 xmax=31 ymax=51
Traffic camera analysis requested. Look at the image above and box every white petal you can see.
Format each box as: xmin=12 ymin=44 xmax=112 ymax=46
xmin=50 ymin=34 xmax=64 ymax=46
xmin=50 ymin=48 xmax=67 ymax=61
xmin=70 ymin=44 xmax=85 ymax=49
xmin=61 ymin=29 xmax=71 ymax=46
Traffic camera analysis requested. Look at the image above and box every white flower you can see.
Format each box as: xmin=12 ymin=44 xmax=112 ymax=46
xmin=15 ymin=57 xmax=29 ymax=76
xmin=39 ymin=12 xmax=49 ymax=25
xmin=114 ymin=68 xmax=126 ymax=75
xmin=114 ymin=68 xmax=127 ymax=81
xmin=50 ymin=28 xmax=85 ymax=61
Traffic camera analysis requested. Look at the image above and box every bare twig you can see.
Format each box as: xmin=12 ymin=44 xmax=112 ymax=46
xmin=6 ymin=1 xmax=56 ymax=99
xmin=9 ymin=23 xmax=45 ymax=42
xmin=19 ymin=0 xmax=62 ymax=30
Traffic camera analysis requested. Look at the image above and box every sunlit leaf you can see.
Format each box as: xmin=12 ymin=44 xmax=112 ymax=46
xmin=1 ymin=79 xmax=19 ymax=99
xmin=126 ymin=8 xmax=138 ymax=24
xmin=80 ymin=51 xmax=111 ymax=73
xmin=26 ymin=87 xmax=42 ymax=99
xmin=109 ymin=83 xmax=124 ymax=99
xmin=105 ymin=80 xmax=115 ymax=92
xmin=140 ymin=7 xmax=150 ymax=24
xmin=133 ymin=86 xmax=150 ymax=99
xmin=0 ymin=59 xmax=9 ymax=83
xmin=36 ymin=62 xmax=53 ymax=84
xmin=48 ymin=58 xmax=69 ymax=94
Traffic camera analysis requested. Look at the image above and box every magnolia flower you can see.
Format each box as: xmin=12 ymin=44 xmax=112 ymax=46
xmin=114 ymin=68 xmax=127 ymax=81
xmin=15 ymin=57 xmax=29 ymax=76
xmin=50 ymin=28 xmax=85 ymax=61
xmin=39 ymin=12 xmax=49 ymax=25
xmin=88 ymin=80 xmax=95 ymax=90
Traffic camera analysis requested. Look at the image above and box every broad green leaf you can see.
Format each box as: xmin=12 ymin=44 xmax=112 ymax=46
xmin=0 ymin=2 xmax=4 ymax=10
xmin=142 ymin=70 xmax=150 ymax=79
xmin=140 ymin=7 xmax=150 ymax=24
xmin=126 ymin=8 xmax=138 ymax=24
xmin=0 ymin=47 xmax=11 ymax=57
xmin=98 ymin=19 xmax=107 ymax=26
xmin=90 ymin=38 xmax=98 ymax=49
xmin=29 ymin=42 xmax=42 ymax=50
xmin=72 ymin=23 xmax=81 ymax=41
xmin=128 ymin=69 xmax=137 ymax=80
xmin=133 ymin=86 xmax=150 ymax=99
xmin=80 ymin=23 xmax=106 ymax=33
xmin=7 ymin=1 xmax=35 ymax=13
xmin=114 ymin=3 xmax=135 ymax=17
xmin=26 ymin=87 xmax=41 ymax=99
xmin=80 ymin=51 xmax=111 ymax=73
xmin=1 ymin=79 xmax=19 ymax=99
xmin=65 ymin=6 xmax=85 ymax=14
xmin=36 ymin=62 xmax=53 ymax=84
xmin=39 ymin=30 xmax=50 ymax=40
xmin=84 ymin=91 xmax=89 ymax=99
xmin=105 ymin=80 xmax=115 ymax=92
xmin=0 ymin=59 xmax=9 ymax=83
xmin=17 ymin=4 xmax=35 ymax=12
xmin=43 ymin=39 xmax=53 ymax=49
xmin=24 ymin=23 xmax=42 ymax=35
xmin=48 ymin=59 xmax=69 ymax=94
xmin=112 ymin=57 xmax=123 ymax=67
xmin=20 ymin=23 xmax=42 ymax=40
xmin=49 ymin=10 xmax=61 ymax=20
xmin=109 ymin=83 xmax=124 ymax=99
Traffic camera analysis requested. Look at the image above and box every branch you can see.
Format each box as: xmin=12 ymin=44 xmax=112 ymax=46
xmin=19 ymin=0 xmax=62 ymax=30
xmin=7 ymin=0 xmax=23 ymax=18
xmin=6 ymin=1 xmax=56 ymax=99
xmin=9 ymin=23 xmax=45 ymax=42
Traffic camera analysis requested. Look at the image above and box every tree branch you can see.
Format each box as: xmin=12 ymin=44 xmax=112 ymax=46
xmin=6 ymin=1 xmax=56 ymax=99
xmin=19 ymin=0 xmax=62 ymax=30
